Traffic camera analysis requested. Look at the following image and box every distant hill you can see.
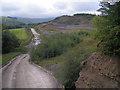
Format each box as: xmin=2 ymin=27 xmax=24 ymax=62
xmin=16 ymin=17 xmax=55 ymax=24
xmin=1 ymin=16 xmax=55 ymax=25
xmin=1 ymin=16 xmax=26 ymax=30
xmin=1 ymin=16 xmax=55 ymax=30
xmin=35 ymin=13 xmax=96 ymax=35
xmin=1 ymin=16 xmax=25 ymax=26
xmin=50 ymin=13 xmax=95 ymax=25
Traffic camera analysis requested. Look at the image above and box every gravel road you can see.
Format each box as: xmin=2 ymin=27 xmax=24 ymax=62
xmin=2 ymin=54 xmax=59 ymax=88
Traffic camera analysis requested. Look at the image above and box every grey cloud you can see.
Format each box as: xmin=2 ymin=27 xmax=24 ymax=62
xmin=2 ymin=1 xmax=99 ymax=18
xmin=71 ymin=2 xmax=99 ymax=12
xmin=25 ymin=4 xmax=46 ymax=13
xmin=2 ymin=4 xmax=19 ymax=12
xmin=2 ymin=3 xmax=47 ymax=18
xmin=53 ymin=2 xmax=68 ymax=10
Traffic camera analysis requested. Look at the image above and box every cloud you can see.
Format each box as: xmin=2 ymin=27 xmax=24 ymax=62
xmin=2 ymin=6 xmax=19 ymax=12
xmin=1 ymin=1 xmax=21 ymax=12
xmin=1 ymin=0 xmax=100 ymax=18
xmin=1 ymin=0 xmax=48 ymax=17
xmin=71 ymin=2 xmax=99 ymax=12
xmin=53 ymin=2 xmax=68 ymax=10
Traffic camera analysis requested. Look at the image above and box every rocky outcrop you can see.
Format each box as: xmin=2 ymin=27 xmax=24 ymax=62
xmin=75 ymin=52 xmax=120 ymax=88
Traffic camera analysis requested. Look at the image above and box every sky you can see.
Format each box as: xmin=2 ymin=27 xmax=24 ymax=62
xmin=1 ymin=0 xmax=101 ymax=18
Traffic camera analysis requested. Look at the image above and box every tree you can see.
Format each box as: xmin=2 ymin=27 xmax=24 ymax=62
xmin=93 ymin=1 xmax=120 ymax=55
xmin=2 ymin=31 xmax=20 ymax=53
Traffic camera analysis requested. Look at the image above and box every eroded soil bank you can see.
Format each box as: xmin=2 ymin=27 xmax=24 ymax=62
xmin=76 ymin=52 xmax=120 ymax=88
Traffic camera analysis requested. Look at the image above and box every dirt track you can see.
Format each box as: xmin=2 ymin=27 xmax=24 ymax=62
xmin=2 ymin=54 xmax=59 ymax=88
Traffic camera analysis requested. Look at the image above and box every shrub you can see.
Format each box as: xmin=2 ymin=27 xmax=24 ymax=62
xmin=78 ymin=31 xmax=89 ymax=36
xmin=30 ymin=33 xmax=81 ymax=60
xmin=59 ymin=47 xmax=94 ymax=88
xmin=2 ymin=31 xmax=20 ymax=53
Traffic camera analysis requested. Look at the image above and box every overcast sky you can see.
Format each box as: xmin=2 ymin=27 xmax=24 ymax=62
xmin=1 ymin=0 xmax=101 ymax=18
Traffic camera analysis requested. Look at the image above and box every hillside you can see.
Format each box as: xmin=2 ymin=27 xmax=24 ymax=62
xmin=50 ymin=13 xmax=95 ymax=25
xmin=35 ymin=13 xmax=95 ymax=35
xmin=17 ymin=17 xmax=55 ymax=24
xmin=1 ymin=16 xmax=55 ymax=30
xmin=1 ymin=16 xmax=25 ymax=26
xmin=1 ymin=16 xmax=55 ymax=25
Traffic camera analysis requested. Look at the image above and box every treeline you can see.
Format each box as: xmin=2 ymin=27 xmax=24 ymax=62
xmin=93 ymin=1 xmax=120 ymax=56
xmin=2 ymin=24 xmax=25 ymax=30
xmin=73 ymin=13 xmax=95 ymax=16
xmin=2 ymin=23 xmax=37 ymax=30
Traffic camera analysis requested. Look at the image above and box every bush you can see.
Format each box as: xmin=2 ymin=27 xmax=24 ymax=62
xmin=30 ymin=33 xmax=81 ymax=60
xmin=78 ymin=31 xmax=89 ymax=36
xmin=2 ymin=31 xmax=20 ymax=53
xmin=101 ymin=26 xmax=120 ymax=55
xmin=61 ymin=57 xmax=81 ymax=88
xmin=59 ymin=47 xmax=94 ymax=88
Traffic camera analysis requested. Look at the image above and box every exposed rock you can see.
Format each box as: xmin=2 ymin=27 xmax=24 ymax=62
xmin=75 ymin=52 xmax=120 ymax=88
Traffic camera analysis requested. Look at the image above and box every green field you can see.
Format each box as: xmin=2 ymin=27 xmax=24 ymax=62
xmin=7 ymin=28 xmax=33 ymax=45
xmin=8 ymin=28 xmax=27 ymax=40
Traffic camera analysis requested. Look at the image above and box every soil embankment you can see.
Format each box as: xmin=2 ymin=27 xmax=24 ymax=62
xmin=76 ymin=52 xmax=120 ymax=88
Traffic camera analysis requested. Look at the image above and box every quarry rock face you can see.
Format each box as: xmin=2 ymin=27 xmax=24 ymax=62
xmin=75 ymin=52 xmax=120 ymax=88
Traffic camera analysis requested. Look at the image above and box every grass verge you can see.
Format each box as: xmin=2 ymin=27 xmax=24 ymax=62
xmin=2 ymin=52 xmax=21 ymax=65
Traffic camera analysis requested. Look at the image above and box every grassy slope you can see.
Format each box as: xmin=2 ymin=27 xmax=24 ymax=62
xmin=8 ymin=28 xmax=27 ymax=40
xmin=33 ymin=27 xmax=97 ymax=66
xmin=33 ymin=26 xmax=97 ymax=63
xmin=1 ymin=16 xmax=25 ymax=26
xmin=2 ymin=52 xmax=21 ymax=65
xmin=34 ymin=35 xmax=97 ymax=65
xmin=8 ymin=28 xmax=33 ymax=45
xmin=51 ymin=14 xmax=94 ymax=25
xmin=38 ymin=36 xmax=97 ymax=86
xmin=32 ymin=27 xmax=98 ymax=85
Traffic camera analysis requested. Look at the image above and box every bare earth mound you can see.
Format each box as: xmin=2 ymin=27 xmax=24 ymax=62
xmin=75 ymin=52 xmax=120 ymax=88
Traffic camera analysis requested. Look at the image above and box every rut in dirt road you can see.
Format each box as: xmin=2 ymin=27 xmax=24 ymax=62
xmin=2 ymin=54 xmax=59 ymax=88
